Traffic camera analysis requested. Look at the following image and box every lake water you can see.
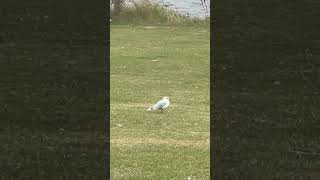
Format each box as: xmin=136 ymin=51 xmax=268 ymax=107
xmin=123 ymin=0 xmax=210 ymax=18
xmin=158 ymin=0 xmax=210 ymax=18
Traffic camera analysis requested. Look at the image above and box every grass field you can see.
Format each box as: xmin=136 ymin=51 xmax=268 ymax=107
xmin=110 ymin=25 xmax=210 ymax=179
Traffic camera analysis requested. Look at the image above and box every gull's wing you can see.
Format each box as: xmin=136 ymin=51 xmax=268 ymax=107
xmin=152 ymin=99 xmax=166 ymax=109
xmin=162 ymin=100 xmax=169 ymax=109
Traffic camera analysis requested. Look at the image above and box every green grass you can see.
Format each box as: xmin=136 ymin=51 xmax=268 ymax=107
xmin=111 ymin=0 xmax=209 ymax=26
xmin=110 ymin=25 xmax=210 ymax=179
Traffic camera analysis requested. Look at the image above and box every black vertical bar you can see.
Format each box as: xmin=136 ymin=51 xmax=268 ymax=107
xmin=1 ymin=0 xmax=107 ymax=178
xmin=213 ymin=0 xmax=320 ymax=179
xmin=210 ymin=0 xmax=216 ymax=179
xmin=105 ymin=0 xmax=111 ymax=179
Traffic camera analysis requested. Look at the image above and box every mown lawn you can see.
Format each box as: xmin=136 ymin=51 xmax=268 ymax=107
xmin=110 ymin=25 xmax=210 ymax=179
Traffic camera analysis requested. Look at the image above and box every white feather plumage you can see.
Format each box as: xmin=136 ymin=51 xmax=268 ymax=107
xmin=147 ymin=96 xmax=170 ymax=111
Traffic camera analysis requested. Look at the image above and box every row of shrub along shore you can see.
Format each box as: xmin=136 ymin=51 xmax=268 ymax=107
xmin=110 ymin=0 xmax=209 ymax=26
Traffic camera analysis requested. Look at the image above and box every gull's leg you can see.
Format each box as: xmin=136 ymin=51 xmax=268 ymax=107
xmin=161 ymin=109 xmax=163 ymax=113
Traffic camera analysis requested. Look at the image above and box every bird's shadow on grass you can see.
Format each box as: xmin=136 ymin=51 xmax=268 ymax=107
xmin=147 ymin=110 xmax=169 ymax=114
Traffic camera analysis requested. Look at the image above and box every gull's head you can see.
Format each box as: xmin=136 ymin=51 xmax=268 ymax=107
xmin=163 ymin=96 xmax=169 ymax=100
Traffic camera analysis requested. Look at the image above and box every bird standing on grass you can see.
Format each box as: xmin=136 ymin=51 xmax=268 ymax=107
xmin=147 ymin=96 xmax=170 ymax=112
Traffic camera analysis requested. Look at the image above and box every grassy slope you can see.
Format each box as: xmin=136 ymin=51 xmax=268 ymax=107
xmin=111 ymin=25 xmax=210 ymax=179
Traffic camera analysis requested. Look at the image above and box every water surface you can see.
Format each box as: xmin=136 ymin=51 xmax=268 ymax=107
xmin=159 ymin=0 xmax=210 ymax=18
